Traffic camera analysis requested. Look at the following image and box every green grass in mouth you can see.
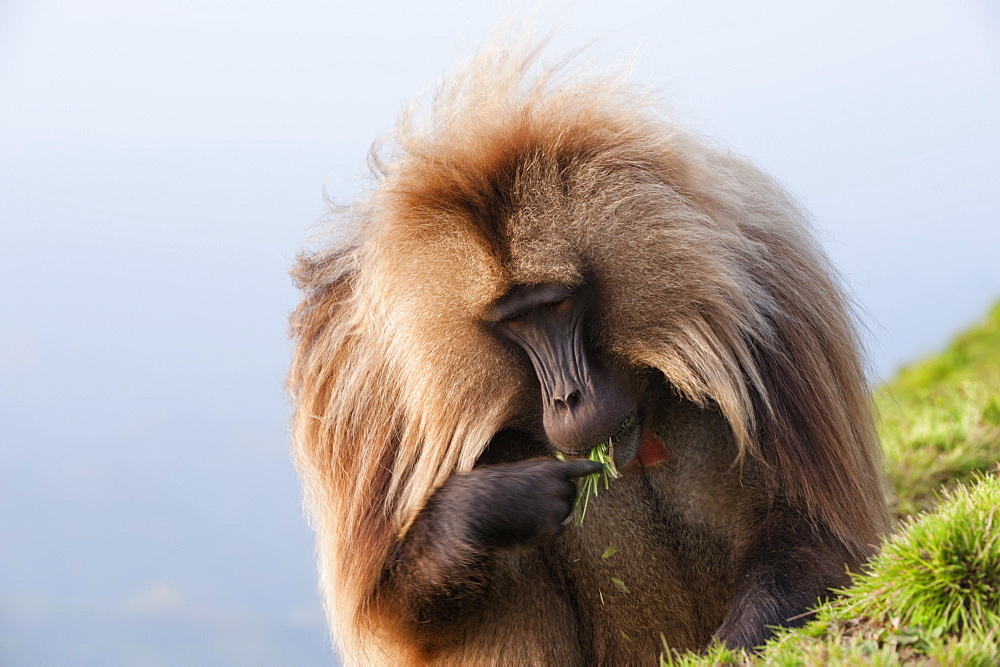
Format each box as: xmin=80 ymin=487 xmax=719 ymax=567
xmin=557 ymin=436 xmax=623 ymax=525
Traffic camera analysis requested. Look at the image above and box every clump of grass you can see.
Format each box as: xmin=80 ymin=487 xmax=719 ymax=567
xmin=838 ymin=470 xmax=1000 ymax=636
xmin=556 ymin=439 xmax=621 ymax=525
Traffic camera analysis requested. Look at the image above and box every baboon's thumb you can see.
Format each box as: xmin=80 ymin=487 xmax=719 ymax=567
xmin=557 ymin=459 xmax=604 ymax=479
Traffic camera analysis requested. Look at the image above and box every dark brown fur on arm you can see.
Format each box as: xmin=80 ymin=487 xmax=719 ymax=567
xmin=706 ymin=295 xmax=885 ymax=648
xmin=716 ymin=500 xmax=856 ymax=649
xmin=379 ymin=494 xmax=494 ymax=646
xmin=377 ymin=458 xmax=601 ymax=647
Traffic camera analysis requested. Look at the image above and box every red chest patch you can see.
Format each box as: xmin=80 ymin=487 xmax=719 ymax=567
xmin=638 ymin=433 xmax=670 ymax=466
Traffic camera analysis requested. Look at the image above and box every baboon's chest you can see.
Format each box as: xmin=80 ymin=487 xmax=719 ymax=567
xmin=543 ymin=466 xmax=735 ymax=659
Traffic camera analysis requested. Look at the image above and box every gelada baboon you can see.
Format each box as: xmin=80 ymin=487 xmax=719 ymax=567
xmin=288 ymin=36 xmax=888 ymax=664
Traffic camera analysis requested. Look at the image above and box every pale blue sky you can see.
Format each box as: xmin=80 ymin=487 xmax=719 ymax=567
xmin=1 ymin=1 xmax=998 ymax=663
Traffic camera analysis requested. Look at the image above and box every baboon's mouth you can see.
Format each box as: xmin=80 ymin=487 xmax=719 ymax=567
xmin=600 ymin=411 xmax=642 ymax=467
xmin=607 ymin=413 xmax=637 ymax=448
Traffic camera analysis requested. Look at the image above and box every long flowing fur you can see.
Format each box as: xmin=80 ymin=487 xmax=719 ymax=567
xmin=288 ymin=35 xmax=887 ymax=663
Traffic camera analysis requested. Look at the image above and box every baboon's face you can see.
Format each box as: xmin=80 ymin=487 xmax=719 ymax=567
xmin=488 ymin=282 xmax=641 ymax=465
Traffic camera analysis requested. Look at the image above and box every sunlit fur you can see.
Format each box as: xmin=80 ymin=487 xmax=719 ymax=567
xmin=288 ymin=35 xmax=888 ymax=664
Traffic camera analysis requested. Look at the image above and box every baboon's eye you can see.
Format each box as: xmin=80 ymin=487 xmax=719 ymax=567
xmin=504 ymin=316 xmax=526 ymax=332
xmin=551 ymin=296 xmax=573 ymax=316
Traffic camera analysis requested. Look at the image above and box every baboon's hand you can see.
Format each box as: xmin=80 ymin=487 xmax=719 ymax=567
xmin=433 ymin=458 xmax=603 ymax=547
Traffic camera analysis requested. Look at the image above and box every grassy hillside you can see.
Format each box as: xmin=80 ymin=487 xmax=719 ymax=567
xmin=663 ymin=302 xmax=1000 ymax=665
xmin=879 ymin=301 xmax=1000 ymax=518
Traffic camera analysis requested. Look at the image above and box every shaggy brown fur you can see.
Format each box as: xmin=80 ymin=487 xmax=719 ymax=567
xmin=288 ymin=37 xmax=888 ymax=664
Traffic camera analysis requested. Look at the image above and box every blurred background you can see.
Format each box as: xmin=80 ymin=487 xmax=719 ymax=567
xmin=1 ymin=1 xmax=997 ymax=664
